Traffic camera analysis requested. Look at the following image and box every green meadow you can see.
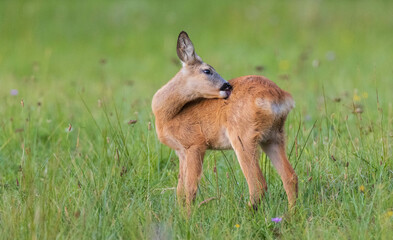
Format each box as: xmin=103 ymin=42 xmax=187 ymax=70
xmin=0 ymin=0 xmax=392 ymax=239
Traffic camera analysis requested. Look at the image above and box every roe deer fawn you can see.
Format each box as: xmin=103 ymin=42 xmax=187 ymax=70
xmin=152 ymin=31 xmax=298 ymax=211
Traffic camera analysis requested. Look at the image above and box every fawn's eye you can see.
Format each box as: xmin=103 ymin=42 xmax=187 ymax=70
xmin=202 ymin=69 xmax=211 ymax=75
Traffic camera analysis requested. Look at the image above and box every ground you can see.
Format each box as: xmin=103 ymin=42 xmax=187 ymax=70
xmin=0 ymin=0 xmax=392 ymax=239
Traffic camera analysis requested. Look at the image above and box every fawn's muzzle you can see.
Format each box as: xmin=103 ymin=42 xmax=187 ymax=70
xmin=219 ymin=82 xmax=232 ymax=99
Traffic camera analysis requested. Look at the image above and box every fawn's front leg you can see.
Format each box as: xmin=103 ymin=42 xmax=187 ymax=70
xmin=176 ymin=150 xmax=186 ymax=204
xmin=177 ymin=146 xmax=206 ymax=211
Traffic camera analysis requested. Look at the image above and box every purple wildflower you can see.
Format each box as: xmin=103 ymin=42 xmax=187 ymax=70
xmin=271 ymin=217 xmax=282 ymax=223
xmin=10 ymin=89 xmax=18 ymax=96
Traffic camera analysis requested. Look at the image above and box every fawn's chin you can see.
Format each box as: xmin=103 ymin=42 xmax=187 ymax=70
xmin=219 ymin=90 xmax=231 ymax=99
xmin=202 ymin=90 xmax=231 ymax=99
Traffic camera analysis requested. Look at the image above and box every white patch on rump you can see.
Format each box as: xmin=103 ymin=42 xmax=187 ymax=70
xmin=271 ymin=97 xmax=295 ymax=116
xmin=256 ymin=97 xmax=295 ymax=116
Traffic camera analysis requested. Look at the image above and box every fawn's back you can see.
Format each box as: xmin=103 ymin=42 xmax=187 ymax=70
xmin=162 ymin=75 xmax=294 ymax=151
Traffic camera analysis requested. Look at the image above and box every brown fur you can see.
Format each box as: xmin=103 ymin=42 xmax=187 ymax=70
xmin=152 ymin=32 xmax=298 ymax=212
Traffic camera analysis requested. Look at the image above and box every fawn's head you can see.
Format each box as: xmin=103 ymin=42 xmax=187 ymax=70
xmin=176 ymin=31 xmax=232 ymax=99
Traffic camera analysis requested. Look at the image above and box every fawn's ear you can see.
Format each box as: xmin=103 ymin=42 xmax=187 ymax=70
xmin=177 ymin=31 xmax=198 ymax=65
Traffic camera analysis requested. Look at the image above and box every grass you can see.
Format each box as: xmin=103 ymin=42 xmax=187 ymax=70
xmin=0 ymin=0 xmax=392 ymax=239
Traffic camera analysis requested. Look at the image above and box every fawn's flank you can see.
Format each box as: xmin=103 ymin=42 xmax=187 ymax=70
xmin=152 ymin=31 xmax=298 ymax=211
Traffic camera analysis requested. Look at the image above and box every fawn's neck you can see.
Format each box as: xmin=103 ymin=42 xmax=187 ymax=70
xmin=152 ymin=73 xmax=198 ymax=123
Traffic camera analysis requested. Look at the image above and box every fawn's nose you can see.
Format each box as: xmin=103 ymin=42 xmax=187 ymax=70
xmin=219 ymin=82 xmax=232 ymax=91
xmin=219 ymin=82 xmax=232 ymax=99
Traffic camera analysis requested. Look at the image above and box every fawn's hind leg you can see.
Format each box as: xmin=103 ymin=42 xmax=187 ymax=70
xmin=261 ymin=141 xmax=298 ymax=209
xmin=229 ymin=133 xmax=267 ymax=209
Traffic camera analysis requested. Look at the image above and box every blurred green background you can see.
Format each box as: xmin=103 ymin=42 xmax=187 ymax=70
xmin=0 ymin=0 xmax=392 ymax=239
xmin=2 ymin=0 xmax=392 ymax=105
